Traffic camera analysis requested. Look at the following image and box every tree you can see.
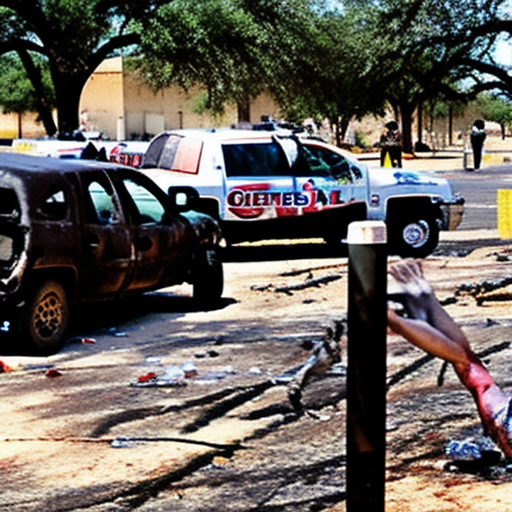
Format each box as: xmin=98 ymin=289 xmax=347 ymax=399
xmin=477 ymin=93 xmax=512 ymax=137
xmin=0 ymin=1 xmax=150 ymax=135
xmin=135 ymin=0 xmax=341 ymax=124
xmin=0 ymin=52 xmax=55 ymax=135
xmin=341 ymin=0 xmax=508 ymax=153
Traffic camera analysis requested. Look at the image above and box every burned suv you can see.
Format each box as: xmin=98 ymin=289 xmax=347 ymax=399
xmin=0 ymin=153 xmax=224 ymax=354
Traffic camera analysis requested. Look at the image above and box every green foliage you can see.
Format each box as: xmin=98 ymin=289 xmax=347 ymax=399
xmin=477 ymin=93 xmax=512 ymax=126
xmin=0 ymin=0 xmax=147 ymax=133
xmin=1 ymin=0 xmax=512 ymax=137
xmin=0 ymin=53 xmax=54 ymax=114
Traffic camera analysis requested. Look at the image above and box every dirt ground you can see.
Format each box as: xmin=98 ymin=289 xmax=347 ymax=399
xmin=1 ymin=234 xmax=512 ymax=512
xmin=2 ymin=145 xmax=512 ymax=511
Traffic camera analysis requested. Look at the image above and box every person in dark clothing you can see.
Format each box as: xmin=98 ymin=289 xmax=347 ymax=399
xmin=380 ymin=120 xmax=402 ymax=168
xmin=470 ymin=119 xmax=486 ymax=170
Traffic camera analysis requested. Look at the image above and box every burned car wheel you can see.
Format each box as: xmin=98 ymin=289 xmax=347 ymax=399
xmin=192 ymin=246 xmax=224 ymax=305
xmin=388 ymin=215 xmax=439 ymax=258
xmin=19 ymin=280 xmax=69 ymax=355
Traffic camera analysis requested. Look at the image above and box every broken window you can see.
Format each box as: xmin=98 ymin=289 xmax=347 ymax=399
xmin=0 ymin=234 xmax=13 ymax=262
xmin=122 ymin=177 xmax=166 ymax=224
xmin=88 ymin=181 xmax=119 ymax=224
xmin=37 ymin=190 xmax=68 ymax=220
xmin=0 ymin=188 xmax=20 ymax=219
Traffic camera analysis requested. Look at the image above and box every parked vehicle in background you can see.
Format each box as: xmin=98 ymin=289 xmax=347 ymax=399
xmin=0 ymin=154 xmax=223 ymax=354
xmin=138 ymin=129 xmax=464 ymax=257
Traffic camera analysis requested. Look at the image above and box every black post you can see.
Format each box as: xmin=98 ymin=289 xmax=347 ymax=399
xmin=346 ymin=221 xmax=388 ymax=512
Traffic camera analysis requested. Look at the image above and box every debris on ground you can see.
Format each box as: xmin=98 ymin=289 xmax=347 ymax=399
xmin=287 ymin=319 xmax=345 ymax=412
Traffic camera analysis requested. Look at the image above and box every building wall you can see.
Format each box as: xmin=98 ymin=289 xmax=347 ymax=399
xmin=79 ymin=57 xmax=125 ymax=139
xmin=79 ymin=56 xmax=281 ymax=140
xmin=0 ymin=111 xmax=53 ymax=139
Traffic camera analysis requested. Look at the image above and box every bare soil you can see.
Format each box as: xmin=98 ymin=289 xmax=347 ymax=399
xmin=0 ymin=233 xmax=512 ymax=512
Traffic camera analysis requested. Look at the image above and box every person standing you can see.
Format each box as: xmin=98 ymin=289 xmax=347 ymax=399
xmin=470 ymin=119 xmax=486 ymax=170
xmin=380 ymin=120 xmax=402 ymax=168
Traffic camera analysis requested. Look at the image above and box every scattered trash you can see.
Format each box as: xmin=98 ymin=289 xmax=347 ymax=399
xmin=110 ymin=436 xmax=136 ymax=448
xmin=0 ymin=361 xmax=12 ymax=373
xmin=132 ymin=360 xmax=200 ymax=387
xmin=45 ymin=369 xmax=62 ymax=378
xmin=248 ymin=366 xmax=263 ymax=375
xmin=182 ymin=362 xmax=198 ymax=378
xmin=446 ymin=436 xmax=501 ymax=462
xmin=0 ymin=321 xmax=10 ymax=332
xmin=194 ymin=350 xmax=219 ymax=359
xmin=23 ymin=364 xmax=55 ymax=371
xmin=161 ymin=366 xmax=185 ymax=381
xmin=107 ymin=327 xmax=129 ymax=337
xmin=194 ymin=366 xmax=236 ymax=384
xmin=137 ymin=372 xmax=158 ymax=383
xmin=81 ymin=338 xmax=96 ymax=344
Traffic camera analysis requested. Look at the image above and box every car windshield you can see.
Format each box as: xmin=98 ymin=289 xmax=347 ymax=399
xmin=302 ymin=144 xmax=355 ymax=182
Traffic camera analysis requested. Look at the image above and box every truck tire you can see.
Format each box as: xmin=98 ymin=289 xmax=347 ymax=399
xmin=388 ymin=215 xmax=439 ymax=258
xmin=192 ymin=246 xmax=224 ymax=306
xmin=19 ymin=280 xmax=69 ymax=355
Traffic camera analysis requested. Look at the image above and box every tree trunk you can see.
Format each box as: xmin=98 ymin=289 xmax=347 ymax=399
xmin=417 ymin=102 xmax=423 ymax=147
xmin=335 ymin=116 xmax=350 ymax=146
xmin=237 ymin=97 xmax=251 ymax=124
xmin=399 ymin=101 xmax=416 ymax=154
xmin=52 ymin=72 xmax=87 ymax=136
xmin=18 ymin=49 xmax=57 ymax=136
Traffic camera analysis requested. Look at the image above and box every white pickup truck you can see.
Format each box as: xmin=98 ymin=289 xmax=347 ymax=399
xmin=137 ymin=129 xmax=464 ymax=257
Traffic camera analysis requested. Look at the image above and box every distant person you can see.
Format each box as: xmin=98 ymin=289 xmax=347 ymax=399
xmin=470 ymin=119 xmax=486 ymax=170
xmin=387 ymin=260 xmax=512 ymax=460
xmin=380 ymin=120 xmax=402 ymax=168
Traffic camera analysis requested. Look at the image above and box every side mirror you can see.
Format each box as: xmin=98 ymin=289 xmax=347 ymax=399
xmin=167 ymin=186 xmax=200 ymax=212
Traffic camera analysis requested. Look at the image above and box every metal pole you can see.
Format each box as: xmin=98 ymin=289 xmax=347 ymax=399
xmin=346 ymin=221 xmax=388 ymax=512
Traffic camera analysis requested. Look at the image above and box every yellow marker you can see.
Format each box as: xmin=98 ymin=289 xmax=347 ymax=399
xmin=383 ymin=152 xmax=392 ymax=167
xmin=497 ymin=189 xmax=512 ymax=239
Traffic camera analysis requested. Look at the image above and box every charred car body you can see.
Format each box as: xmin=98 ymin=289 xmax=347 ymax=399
xmin=0 ymin=154 xmax=223 ymax=354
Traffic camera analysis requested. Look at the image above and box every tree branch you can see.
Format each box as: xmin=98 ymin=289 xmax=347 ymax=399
xmin=0 ymin=38 xmax=46 ymax=57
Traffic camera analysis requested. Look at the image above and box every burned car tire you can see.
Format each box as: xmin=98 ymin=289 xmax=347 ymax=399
xmin=388 ymin=215 xmax=439 ymax=258
xmin=192 ymin=247 xmax=224 ymax=305
xmin=19 ymin=280 xmax=69 ymax=355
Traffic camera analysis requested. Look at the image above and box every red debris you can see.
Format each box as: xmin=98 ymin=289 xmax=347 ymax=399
xmin=81 ymin=338 xmax=96 ymax=344
xmin=0 ymin=361 xmax=12 ymax=373
xmin=137 ymin=372 xmax=158 ymax=383
xmin=45 ymin=369 xmax=62 ymax=378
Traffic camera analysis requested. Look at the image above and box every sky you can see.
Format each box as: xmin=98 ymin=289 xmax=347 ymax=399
xmin=495 ymin=39 xmax=512 ymax=66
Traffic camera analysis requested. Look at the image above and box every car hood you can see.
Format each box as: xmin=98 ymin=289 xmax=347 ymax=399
xmin=367 ymin=167 xmax=455 ymax=200
xmin=181 ymin=210 xmax=223 ymax=246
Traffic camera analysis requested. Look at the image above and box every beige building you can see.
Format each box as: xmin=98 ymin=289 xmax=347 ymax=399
xmin=78 ymin=57 xmax=281 ymax=140
xmin=0 ymin=56 xmax=281 ymax=140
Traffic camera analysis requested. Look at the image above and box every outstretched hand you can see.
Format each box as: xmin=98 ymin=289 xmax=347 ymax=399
xmin=388 ymin=259 xmax=433 ymax=322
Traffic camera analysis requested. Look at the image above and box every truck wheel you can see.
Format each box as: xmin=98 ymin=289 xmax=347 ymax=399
xmin=19 ymin=280 xmax=69 ymax=355
xmin=389 ymin=215 xmax=439 ymax=258
xmin=193 ymin=247 xmax=224 ymax=306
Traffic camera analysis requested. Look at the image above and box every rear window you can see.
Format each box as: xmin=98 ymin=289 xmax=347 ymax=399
xmin=0 ymin=188 xmax=20 ymax=218
xmin=0 ymin=234 xmax=14 ymax=263
xmin=222 ymin=143 xmax=290 ymax=177
xmin=143 ymin=134 xmax=202 ymax=174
